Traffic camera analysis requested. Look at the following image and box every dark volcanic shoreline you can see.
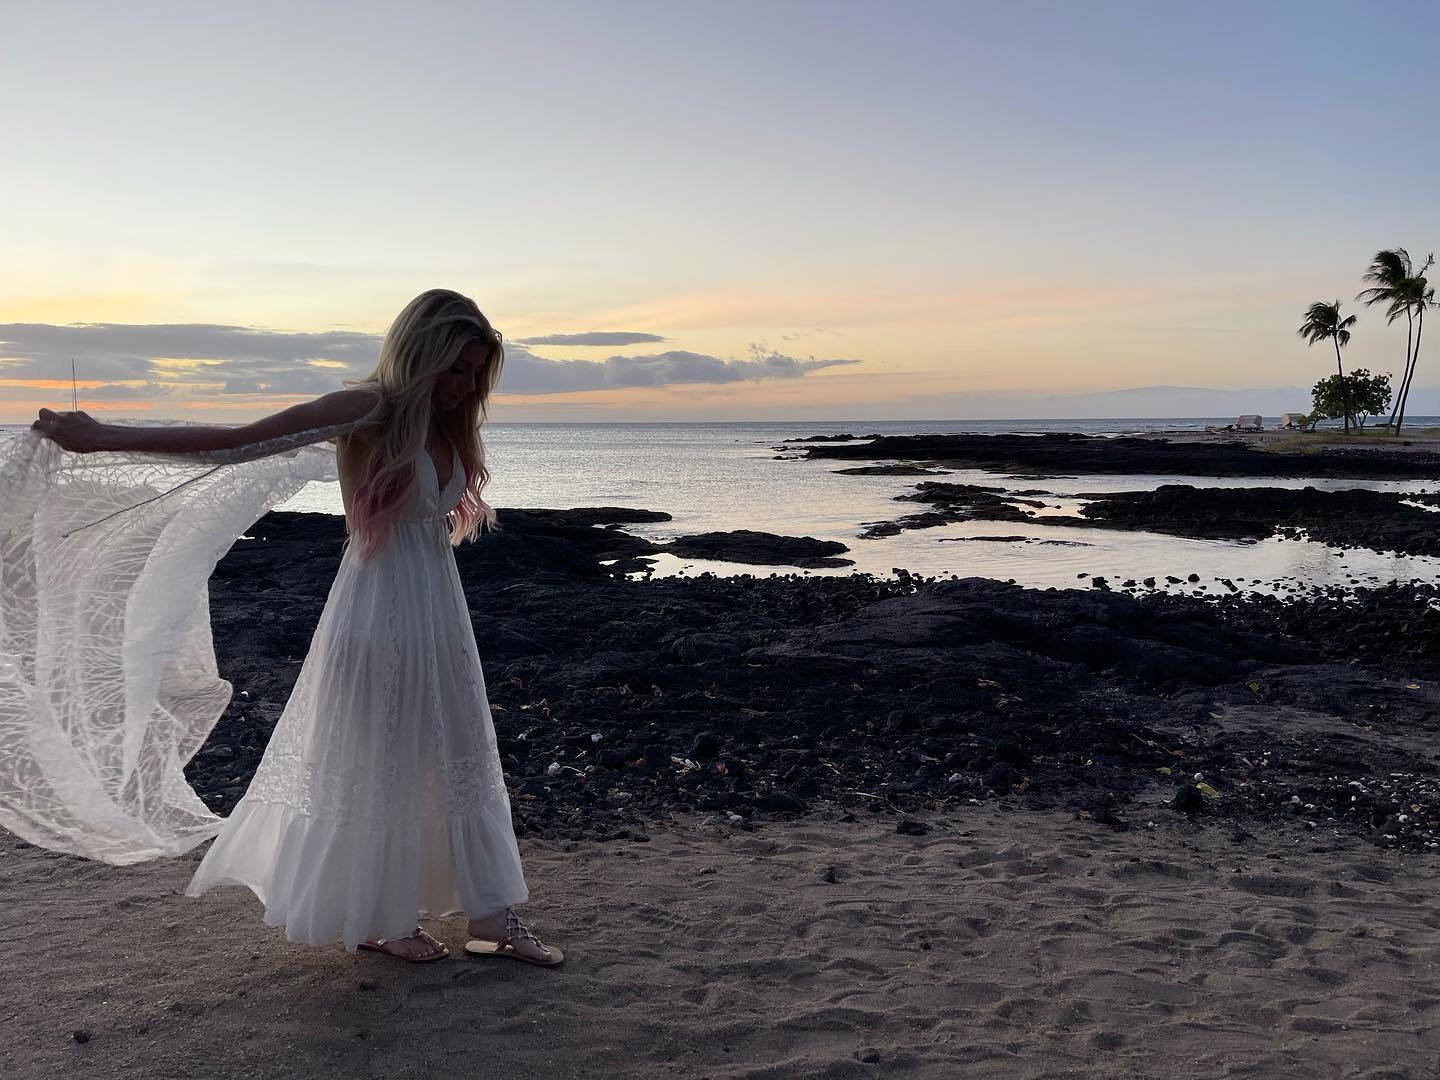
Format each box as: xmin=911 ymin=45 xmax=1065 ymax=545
xmin=863 ymin=481 xmax=1440 ymax=559
xmin=196 ymin=507 xmax=1440 ymax=857
xmin=797 ymin=431 xmax=1440 ymax=479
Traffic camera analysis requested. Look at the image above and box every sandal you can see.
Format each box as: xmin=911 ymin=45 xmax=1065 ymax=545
xmin=464 ymin=907 xmax=565 ymax=967
xmin=358 ymin=926 xmax=450 ymax=963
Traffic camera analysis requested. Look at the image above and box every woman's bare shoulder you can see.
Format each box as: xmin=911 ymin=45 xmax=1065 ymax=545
xmin=327 ymin=387 xmax=387 ymax=449
xmin=321 ymin=386 xmax=385 ymax=423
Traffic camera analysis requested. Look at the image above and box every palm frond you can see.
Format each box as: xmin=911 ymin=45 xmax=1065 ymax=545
xmin=1297 ymin=300 xmax=1342 ymax=343
xmin=1369 ymin=248 xmax=1413 ymax=280
xmin=1383 ymin=300 xmax=1411 ymax=325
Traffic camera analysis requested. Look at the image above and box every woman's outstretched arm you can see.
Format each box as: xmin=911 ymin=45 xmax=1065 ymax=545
xmin=32 ymin=387 xmax=382 ymax=454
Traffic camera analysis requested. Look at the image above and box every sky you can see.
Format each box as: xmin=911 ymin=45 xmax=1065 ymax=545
xmin=3 ymin=0 xmax=1439 ymax=423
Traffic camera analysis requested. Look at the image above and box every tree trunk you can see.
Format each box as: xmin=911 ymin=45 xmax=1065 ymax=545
xmin=1388 ymin=310 xmax=1414 ymax=431
xmin=1395 ymin=351 xmax=1418 ymax=434
xmin=1397 ymin=306 xmax=1424 ymax=436
xmin=1334 ymin=338 xmax=1351 ymax=433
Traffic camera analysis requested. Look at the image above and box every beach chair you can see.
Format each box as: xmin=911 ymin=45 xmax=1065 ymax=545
xmin=1278 ymin=413 xmax=1308 ymax=430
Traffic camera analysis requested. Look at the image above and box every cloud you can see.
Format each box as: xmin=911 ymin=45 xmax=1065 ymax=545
xmin=0 ymin=380 xmax=175 ymax=403
xmin=498 ymin=343 xmax=861 ymax=393
xmin=0 ymin=323 xmax=861 ymax=399
xmin=513 ymin=331 xmax=667 ymax=347
xmin=0 ymin=322 xmax=382 ymax=394
xmin=75 ymin=381 xmax=178 ymax=400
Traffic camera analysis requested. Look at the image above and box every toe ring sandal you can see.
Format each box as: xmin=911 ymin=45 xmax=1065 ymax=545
xmin=358 ymin=926 xmax=450 ymax=963
xmin=464 ymin=906 xmax=564 ymax=967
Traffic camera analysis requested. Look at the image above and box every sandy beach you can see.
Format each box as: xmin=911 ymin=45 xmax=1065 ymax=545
xmin=5 ymin=805 xmax=1439 ymax=1079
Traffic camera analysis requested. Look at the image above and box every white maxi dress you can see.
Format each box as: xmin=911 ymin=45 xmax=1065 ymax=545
xmin=186 ymin=439 xmax=529 ymax=950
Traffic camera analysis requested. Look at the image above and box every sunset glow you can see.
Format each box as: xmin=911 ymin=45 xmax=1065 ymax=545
xmin=4 ymin=3 xmax=1438 ymax=423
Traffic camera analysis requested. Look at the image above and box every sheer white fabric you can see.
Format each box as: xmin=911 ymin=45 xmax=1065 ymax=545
xmin=0 ymin=418 xmax=527 ymax=950
xmin=0 ymin=419 xmax=364 ymax=864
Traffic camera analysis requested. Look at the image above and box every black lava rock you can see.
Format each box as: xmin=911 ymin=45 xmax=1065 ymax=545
xmin=983 ymin=763 xmax=1020 ymax=793
xmin=1171 ymin=785 xmax=1205 ymax=814
xmin=688 ymin=732 xmax=722 ymax=761
xmin=756 ymin=789 xmax=806 ymax=813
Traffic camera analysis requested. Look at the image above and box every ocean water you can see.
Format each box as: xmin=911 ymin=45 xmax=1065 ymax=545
xmin=276 ymin=418 xmax=1440 ymax=594
xmin=8 ymin=418 xmax=1440 ymax=594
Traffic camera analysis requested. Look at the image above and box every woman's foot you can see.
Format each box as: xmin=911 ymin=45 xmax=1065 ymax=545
xmin=360 ymin=927 xmax=449 ymax=962
xmin=466 ymin=907 xmax=561 ymax=965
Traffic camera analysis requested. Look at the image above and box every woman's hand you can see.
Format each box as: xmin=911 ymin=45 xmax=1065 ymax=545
xmin=31 ymin=408 xmax=110 ymax=453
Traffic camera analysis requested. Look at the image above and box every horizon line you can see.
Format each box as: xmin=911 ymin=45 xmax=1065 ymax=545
xmin=6 ymin=413 xmax=1439 ymax=429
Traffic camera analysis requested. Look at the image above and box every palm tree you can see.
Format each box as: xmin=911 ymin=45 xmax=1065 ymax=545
xmin=1297 ymin=300 xmax=1358 ymax=432
xmin=1357 ymin=249 xmax=1435 ymax=435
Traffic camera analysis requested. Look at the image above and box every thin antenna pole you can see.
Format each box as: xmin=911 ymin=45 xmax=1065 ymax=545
xmin=71 ymin=359 xmax=78 ymax=411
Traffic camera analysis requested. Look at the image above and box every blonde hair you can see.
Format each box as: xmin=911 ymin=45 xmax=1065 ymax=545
xmin=341 ymin=289 xmax=505 ymax=562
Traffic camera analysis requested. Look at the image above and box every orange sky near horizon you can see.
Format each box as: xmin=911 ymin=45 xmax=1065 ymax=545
xmin=0 ymin=263 xmax=1362 ymax=426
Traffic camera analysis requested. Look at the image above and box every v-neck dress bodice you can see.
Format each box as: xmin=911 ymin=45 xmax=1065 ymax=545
xmin=408 ymin=438 xmax=464 ymax=521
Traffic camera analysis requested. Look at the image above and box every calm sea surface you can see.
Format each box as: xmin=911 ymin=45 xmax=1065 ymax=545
xmin=9 ymin=418 xmax=1440 ymax=593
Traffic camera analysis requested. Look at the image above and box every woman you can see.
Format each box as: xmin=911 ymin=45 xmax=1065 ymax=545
xmin=29 ymin=289 xmax=561 ymax=966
